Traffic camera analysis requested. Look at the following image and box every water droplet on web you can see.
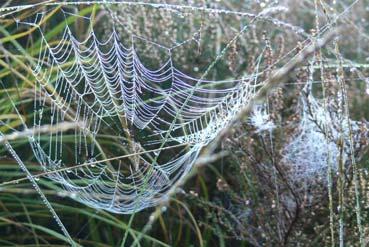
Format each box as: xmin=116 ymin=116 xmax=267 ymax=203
xmin=366 ymin=80 xmax=369 ymax=95
xmin=70 ymin=192 xmax=77 ymax=199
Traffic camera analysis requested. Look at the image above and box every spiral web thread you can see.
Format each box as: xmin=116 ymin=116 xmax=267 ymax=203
xmin=12 ymin=8 xmax=267 ymax=215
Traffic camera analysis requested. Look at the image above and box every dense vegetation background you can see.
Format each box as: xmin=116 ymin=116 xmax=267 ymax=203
xmin=1 ymin=0 xmax=369 ymax=246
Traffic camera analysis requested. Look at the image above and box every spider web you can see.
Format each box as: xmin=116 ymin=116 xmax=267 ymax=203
xmin=7 ymin=5 xmax=268 ymax=215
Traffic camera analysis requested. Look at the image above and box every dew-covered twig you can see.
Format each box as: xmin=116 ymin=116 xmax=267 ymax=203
xmin=0 ymin=121 xmax=84 ymax=144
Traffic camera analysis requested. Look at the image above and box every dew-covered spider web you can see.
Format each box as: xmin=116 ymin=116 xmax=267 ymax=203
xmin=1 ymin=3 xmax=277 ymax=215
xmin=30 ymin=25 xmax=257 ymax=214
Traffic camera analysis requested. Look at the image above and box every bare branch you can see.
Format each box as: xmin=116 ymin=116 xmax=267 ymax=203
xmin=0 ymin=121 xmax=85 ymax=144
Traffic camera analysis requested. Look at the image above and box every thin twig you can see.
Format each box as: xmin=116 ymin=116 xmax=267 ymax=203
xmin=0 ymin=142 xmax=189 ymax=187
xmin=0 ymin=121 xmax=84 ymax=144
